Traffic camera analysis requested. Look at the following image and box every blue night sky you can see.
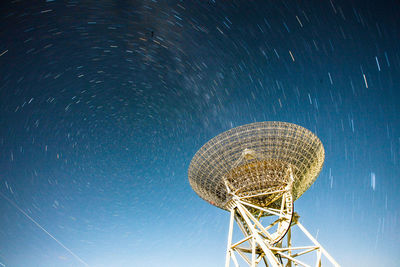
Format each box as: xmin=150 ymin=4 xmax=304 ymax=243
xmin=0 ymin=0 xmax=399 ymax=266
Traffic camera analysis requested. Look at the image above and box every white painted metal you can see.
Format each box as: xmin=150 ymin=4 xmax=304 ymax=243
xmin=188 ymin=122 xmax=339 ymax=266
xmin=188 ymin=122 xmax=325 ymax=210
xmin=224 ymin=194 xmax=340 ymax=267
xmin=296 ymin=222 xmax=340 ymax=267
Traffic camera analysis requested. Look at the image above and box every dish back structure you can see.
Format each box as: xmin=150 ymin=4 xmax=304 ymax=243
xmin=188 ymin=121 xmax=324 ymax=210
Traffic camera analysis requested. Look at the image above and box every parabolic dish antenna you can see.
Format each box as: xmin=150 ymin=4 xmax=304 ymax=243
xmin=188 ymin=121 xmax=324 ymax=209
xmin=188 ymin=121 xmax=339 ymax=267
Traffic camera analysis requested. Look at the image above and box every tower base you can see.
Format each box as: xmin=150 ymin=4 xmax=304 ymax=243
xmin=225 ymin=197 xmax=340 ymax=267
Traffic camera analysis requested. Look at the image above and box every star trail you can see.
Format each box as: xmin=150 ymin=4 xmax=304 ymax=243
xmin=0 ymin=0 xmax=399 ymax=266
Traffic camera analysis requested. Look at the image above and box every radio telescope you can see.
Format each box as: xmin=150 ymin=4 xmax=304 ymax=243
xmin=188 ymin=121 xmax=339 ymax=267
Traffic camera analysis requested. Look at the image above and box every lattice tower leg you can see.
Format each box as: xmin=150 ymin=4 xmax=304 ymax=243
xmin=225 ymin=193 xmax=292 ymax=267
xmin=225 ymin=199 xmax=340 ymax=267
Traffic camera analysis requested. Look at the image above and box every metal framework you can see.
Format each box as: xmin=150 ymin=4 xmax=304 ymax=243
xmin=224 ymin=192 xmax=339 ymax=267
xmin=188 ymin=121 xmax=339 ymax=266
xmin=188 ymin=121 xmax=325 ymax=210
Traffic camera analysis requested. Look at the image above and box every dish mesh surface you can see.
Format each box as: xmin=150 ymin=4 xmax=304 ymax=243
xmin=188 ymin=121 xmax=324 ymax=210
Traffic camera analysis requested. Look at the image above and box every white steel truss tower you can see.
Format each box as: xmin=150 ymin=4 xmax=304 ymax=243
xmin=224 ymin=192 xmax=340 ymax=267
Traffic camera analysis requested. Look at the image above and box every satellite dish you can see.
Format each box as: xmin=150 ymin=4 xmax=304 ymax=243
xmin=188 ymin=121 xmax=324 ymax=209
xmin=188 ymin=121 xmax=339 ymax=267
